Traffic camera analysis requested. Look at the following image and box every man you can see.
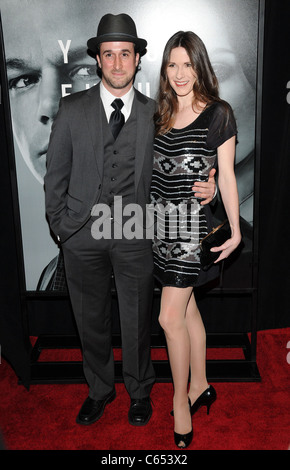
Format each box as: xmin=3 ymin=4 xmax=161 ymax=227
xmin=44 ymin=13 xmax=215 ymax=427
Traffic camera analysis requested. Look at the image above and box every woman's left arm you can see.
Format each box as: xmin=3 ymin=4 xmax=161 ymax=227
xmin=211 ymin=136 xmax=242 ymax=263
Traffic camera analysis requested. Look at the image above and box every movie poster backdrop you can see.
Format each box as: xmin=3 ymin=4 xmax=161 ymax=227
xmin=0 ymin=0 xmax=259 ymax=291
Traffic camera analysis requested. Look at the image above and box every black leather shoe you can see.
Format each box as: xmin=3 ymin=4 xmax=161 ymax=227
xmin=76 ymin=389 xmax=116 ymax=425
xmin=128 ymin=397 xmax=152 ymax=426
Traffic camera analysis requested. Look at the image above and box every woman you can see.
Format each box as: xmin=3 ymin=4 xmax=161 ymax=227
xmin=151 ymin=31 xmax=241 ymax=448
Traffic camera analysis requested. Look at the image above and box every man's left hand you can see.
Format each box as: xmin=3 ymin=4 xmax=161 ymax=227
xmin=192 ymin=168 xmax=216 ymax=205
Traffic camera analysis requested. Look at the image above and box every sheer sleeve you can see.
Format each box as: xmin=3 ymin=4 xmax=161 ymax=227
xmin=206 ymin=102 xmax=237 ymax=149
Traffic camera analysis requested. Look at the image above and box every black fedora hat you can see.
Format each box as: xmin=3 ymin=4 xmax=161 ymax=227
xmin=87 ymin=13 xmax=147 ymax=57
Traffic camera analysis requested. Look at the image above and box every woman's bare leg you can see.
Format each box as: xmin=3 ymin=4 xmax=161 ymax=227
xmin=185 ymin=292 xmax=209 ymax=404
xmin=158 ymin=286 xmax=193 ymax=441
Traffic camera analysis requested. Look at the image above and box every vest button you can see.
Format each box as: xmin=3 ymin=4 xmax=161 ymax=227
xmin=111 ymin=177 xmax=116 ymax=181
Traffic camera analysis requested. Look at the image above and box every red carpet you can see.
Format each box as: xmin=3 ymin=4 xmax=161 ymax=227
xmin=0 ymin=328 xmax=289 ymax=451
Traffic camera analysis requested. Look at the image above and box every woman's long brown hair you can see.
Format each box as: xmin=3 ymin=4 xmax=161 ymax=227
xmin=154 ymin=31 xmax=225 ymax=136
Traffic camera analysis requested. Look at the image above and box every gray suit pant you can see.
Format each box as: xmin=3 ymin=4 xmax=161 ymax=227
xmin=62 ymin=219 xmax=155 ymax=400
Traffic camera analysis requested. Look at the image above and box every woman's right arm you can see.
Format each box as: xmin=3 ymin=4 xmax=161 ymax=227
xmin=210 ymin=135 xmax=241 ymax=263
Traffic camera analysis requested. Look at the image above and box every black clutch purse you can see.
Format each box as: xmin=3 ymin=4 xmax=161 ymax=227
xmin=199 ymin=220 xmax=231 ymax=270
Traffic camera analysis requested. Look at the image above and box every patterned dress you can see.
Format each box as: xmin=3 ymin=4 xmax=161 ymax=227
xmin=151 ymin=102 xmax=237 ymax=288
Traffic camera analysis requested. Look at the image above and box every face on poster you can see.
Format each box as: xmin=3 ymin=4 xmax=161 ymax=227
xmin=0 ymin=0 xmax=259 ymax=290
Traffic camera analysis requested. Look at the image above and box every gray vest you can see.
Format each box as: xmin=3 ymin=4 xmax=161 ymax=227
xmin=99 ymin=99 xmax=137 ymax=210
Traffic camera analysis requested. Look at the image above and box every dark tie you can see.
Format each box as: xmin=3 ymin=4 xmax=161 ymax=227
xmin=109 ymin=98 xmax=124 ymax=139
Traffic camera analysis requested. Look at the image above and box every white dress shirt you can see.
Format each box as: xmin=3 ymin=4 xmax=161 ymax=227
xmin=100 ymin=81 xmax=135 ymax=123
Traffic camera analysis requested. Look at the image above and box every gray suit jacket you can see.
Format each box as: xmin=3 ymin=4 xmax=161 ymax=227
xmin=44 ymin=83 xmax=156 ymax=244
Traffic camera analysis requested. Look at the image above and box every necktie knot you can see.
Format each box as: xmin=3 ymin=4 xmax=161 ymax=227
xmin=111 ymin=98 xmax=124 ymax=111
xmin=109 ymin=99 xmax=125 ymax=139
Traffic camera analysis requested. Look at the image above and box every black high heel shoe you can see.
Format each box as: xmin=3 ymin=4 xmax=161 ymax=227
xmin=173 ymin=398 xmax=193 ymax=449
xmin=174 ymin=428 xmax=193 ymax=449
xmin=170 ymin=385 xmax=217 ymax=417
xmin=190 ymin=385 xmax=217 ymax=416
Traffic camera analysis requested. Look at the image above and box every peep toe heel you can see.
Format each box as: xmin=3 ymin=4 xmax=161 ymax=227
xmin=173 ymin=398 xmax=193 ymax=449
xmin=174 ymin=429 xmax=193 ymax=449
xmin=170 ymin=385 xmax=217 ymax=417
xmin=190 ymin=385 xmax=217 ymax=416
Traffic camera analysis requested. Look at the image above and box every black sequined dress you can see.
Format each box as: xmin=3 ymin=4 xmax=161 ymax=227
xmin=151 ymin=102 xmax=237 ymax=288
